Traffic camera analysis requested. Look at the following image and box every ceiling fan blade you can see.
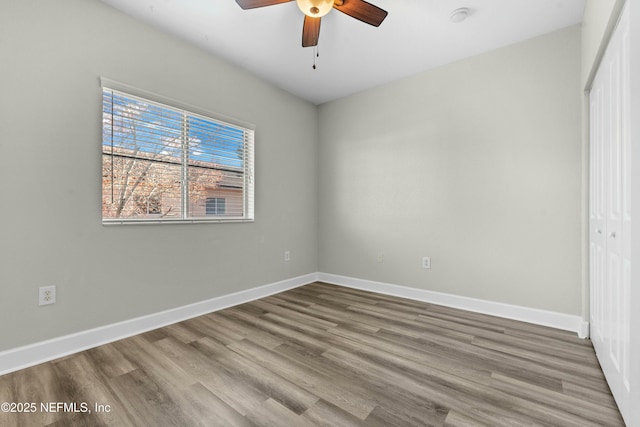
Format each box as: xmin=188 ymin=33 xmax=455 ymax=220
xmin=333 ymin=0 xmax=387 ymax=27
xmin=235 ymin=0 xmax=293 ymax=10
xmin=302 ymin=16 xmax=321 ymax=47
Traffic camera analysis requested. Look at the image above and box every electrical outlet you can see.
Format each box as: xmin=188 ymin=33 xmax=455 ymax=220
xmin=284 ymin=250 xmax=291 ymax=262
xmin=422 ymin=256 xmax=431 ymax=269
xmin=39 ymin=285 xmax=56 ymax=306
xmin=377 ymin=253 xmax=384 ymax=263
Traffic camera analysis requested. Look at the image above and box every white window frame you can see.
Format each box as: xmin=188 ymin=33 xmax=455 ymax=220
xmin=100 ymin=78 xmax=255 ymax=225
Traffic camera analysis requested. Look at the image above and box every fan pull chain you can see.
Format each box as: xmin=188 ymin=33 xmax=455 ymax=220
xmin=312 ymin=46 xmax=319 ymax=70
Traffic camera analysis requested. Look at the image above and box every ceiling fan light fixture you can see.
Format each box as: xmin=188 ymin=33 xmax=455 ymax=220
xmin=450 ymin=7 xmax=470 ymax=23
xmin=296 ymin=0 xmax=333 ymax=17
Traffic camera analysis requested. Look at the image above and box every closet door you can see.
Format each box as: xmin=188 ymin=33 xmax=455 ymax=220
xmin=589 ymin=3 xmax=631 ymax=419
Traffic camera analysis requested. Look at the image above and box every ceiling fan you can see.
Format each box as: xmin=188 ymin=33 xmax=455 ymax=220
xmin=235 ymin=0 xmax=388 ymax=47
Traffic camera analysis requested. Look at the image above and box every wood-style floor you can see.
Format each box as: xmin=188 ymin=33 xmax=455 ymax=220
xmin=0 ymin=282 xmax=624 ymax=426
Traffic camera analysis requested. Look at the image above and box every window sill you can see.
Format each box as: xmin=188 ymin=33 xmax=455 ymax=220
xmin=102 ymin=218 xmax=255 ymax=226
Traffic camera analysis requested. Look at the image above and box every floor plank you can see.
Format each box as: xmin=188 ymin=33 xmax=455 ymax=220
xmin=0 ymin=282 xmax=625 ymax=426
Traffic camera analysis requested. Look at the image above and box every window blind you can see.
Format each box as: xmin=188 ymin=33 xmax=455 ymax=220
xmin=101 ymin=85 xmax=254 ymax=224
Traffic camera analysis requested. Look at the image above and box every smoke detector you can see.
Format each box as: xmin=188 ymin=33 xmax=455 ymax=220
xmin=450 ymin=8 xmax=470 ymax=23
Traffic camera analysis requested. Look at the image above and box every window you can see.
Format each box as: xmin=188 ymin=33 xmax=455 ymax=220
xmin=101 ymin=80 xmax=254 ymax=224
xmin=206 ymin=197 xmax=226 ymax=216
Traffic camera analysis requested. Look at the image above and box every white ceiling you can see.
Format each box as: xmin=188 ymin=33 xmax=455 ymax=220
xmin=100 ymin=0 xmax=586 ymax=105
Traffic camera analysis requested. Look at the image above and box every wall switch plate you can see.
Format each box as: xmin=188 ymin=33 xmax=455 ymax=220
xmin=284 ymin=250 xmax=291 ymax=262
xmin=377 ymin=253 xmax=384 ymax=263
xmin=39 ymin=285 xmax=56 ymax=306
xmin=422 ymin=256 xmax=431 ymax=269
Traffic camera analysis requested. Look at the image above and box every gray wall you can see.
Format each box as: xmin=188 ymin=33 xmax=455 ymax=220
xmin=0 ymin=0 xmax=318 ymax=351
xmin=318 ymin=26 xmax=583 ymax=315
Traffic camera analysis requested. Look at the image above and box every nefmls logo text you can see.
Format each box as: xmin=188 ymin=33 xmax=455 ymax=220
xmin=40 ymin=402 xmax=90 ymax=413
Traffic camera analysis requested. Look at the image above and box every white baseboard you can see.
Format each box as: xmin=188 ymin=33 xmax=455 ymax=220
xmin=0 ymin=273 xmax=318 ymax=376
xmin=317 ymin=273 xmax=589 ymax=338
xmin=0 ymin=271 xmax=589 ymax=376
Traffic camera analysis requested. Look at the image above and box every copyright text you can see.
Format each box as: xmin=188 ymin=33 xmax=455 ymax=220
xmin=1 ymin=402 xmax=111 ymax=414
